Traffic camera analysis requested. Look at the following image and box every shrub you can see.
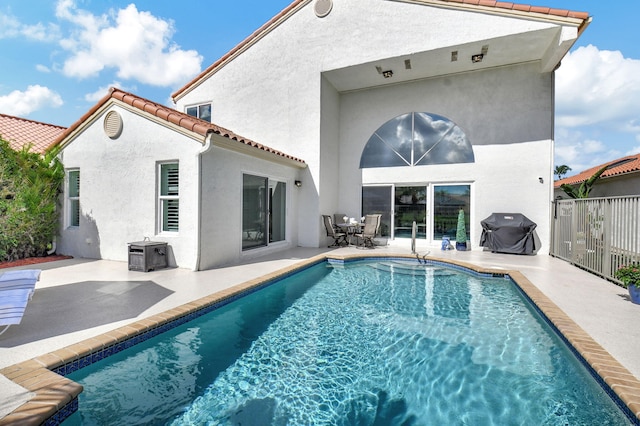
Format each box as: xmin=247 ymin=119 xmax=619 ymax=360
xmin=456 ymin=209 xmax=467 ymax=243
xmin=614 ymin=263 xmax=640 ymax=289
xmin=0 ymin=138 xmax=64 ymax=261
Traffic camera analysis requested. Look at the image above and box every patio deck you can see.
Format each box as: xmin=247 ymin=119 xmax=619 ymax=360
xmin=1 ymin=245 xmax=639 ymax=422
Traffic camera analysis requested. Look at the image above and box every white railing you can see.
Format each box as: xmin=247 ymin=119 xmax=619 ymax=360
xmin=550 ymin=196 xmax=640 ymax=283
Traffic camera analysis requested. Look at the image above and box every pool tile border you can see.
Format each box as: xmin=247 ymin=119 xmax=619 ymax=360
xmin=1 ymin=253 xmax=639 ymax=424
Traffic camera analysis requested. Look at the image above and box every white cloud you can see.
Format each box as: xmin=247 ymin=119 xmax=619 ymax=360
xmin=83 ymin=82 xmax=135 ymax=103
xmin=556 ymin=45 xmax=640 ymax=129
xmin=56 ymin=1 xmax=202 ymax=87
xmin=36 ymin=64 xmax=51 ymax=73
xmin=0 ymin=11 xmax=59 ymax=41
xmin=0 ymin=85 xmax=63 ymax=116
xmin=554 ymin=45 xmax=640 ymax=171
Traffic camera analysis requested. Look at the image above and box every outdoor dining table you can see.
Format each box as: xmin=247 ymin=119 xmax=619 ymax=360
xmin=336 ymin=222 xmax=364 ymax=245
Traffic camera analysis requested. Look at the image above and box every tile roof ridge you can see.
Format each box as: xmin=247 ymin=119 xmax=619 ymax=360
xmin=554 ymin=153 xmax=640 ymax=187
xmin=0 ymin=113 xmax=66 ymax=130
xmin=432 ymin=0 xmax=589 ymax=20
xmin=50 ymin=87 xmax=306 ymax=165
xmin=108 ymin=88 xmax=305 ymax=163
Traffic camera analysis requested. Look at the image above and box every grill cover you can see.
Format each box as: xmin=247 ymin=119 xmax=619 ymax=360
xmin=480 ymin=213 xmax=537 ymax=254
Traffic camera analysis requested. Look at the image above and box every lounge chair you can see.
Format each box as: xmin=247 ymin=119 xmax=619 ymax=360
xmin=0 ymin=288 xmax=32 ymax=336
xmin=0 ymin=269 xmax=41 ymax=336
xmin=322 ymin=215 xmax=348 ymax=247
xmin=0 ymin=269 xmax=41 ymax=299
xmin=355 ymin=214 xmax=381 ymax=248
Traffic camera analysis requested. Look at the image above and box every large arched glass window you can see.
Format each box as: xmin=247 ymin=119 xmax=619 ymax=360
xmin=360 ymin=112 xmax=474 ymax=168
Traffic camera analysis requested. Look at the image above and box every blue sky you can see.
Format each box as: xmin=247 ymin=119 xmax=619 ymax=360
xmin=1 ymin=1 xmax=638 ymax=177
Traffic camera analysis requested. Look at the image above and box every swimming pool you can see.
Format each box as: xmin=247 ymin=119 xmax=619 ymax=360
xmin=62 ymin=259 xmax=633 ymax=425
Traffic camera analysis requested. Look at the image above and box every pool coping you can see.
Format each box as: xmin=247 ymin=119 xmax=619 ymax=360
xmin=1 ymin=253 xmax=639 ymax=425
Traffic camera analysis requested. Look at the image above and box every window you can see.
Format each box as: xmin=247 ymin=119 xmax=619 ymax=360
xmin=242 ymin=174 xmax=287 ymax=250
xmin=360 ymin=112 xmax=474 ymax=168
xmin=362 ymin=183 xmax=471 ymax=242
xmin=67 ymin=169 xmax=80 ymax=227
xmin=186 ymin=103 xmax=211 ymax=123
xmin=433 ymin=185 xmax=470 ymax=240
xmin=159 ymin=163 xmax=179 ymax=232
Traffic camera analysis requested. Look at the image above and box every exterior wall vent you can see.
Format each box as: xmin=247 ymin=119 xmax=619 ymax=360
xmin=314 ymin=0 xmax=333 ymax=18
xmin=104 ymin=111 xmax=123 ymax=139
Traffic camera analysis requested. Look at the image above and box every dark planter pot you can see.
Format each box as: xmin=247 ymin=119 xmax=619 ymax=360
xmin=629 ymin=284 xmax=640 ymax=305
xmin=456 ymin=242 xmax=467 ymax=251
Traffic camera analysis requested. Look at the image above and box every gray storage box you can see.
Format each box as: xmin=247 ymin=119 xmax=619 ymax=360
xmin=128 ymin=241 xmax=168 ymax=272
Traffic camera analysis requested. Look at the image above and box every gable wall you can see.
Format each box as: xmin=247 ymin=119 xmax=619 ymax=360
xmin=56 ymin=105 xmax=203 ymax=269
xmin=337 ymin=62 xmax=553 ymax=250
xmin=175 ymin=0 xmax=563 ymax=249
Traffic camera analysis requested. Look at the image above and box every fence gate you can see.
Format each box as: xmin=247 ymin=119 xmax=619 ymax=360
xmin=550 ymin=196 xmax=640 ymax=283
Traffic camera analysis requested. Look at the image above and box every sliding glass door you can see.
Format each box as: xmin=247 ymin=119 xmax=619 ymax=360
xmin=394 ymin=186 xmax=427 ymax=239
xmin=433 ymin=185 xmax=470 ymax=241
xmin=242 ymin=174 xmax=287 ymax=250
xmin=362 ymin=186 xmax=392 ymax=237
xmin=363 ymin=184 xmax=470 ymax=242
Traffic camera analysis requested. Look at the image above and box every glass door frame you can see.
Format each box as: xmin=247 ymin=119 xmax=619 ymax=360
xmin=363 ymin=182 xmax=472 ymax=244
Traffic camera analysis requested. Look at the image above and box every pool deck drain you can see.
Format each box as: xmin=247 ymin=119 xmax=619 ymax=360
xmin=1 ymin=252 xmax=639 ymax=424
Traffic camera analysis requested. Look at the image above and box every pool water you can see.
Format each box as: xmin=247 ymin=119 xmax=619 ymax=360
xmin=65 ymin=260 xmax=632 ymax=425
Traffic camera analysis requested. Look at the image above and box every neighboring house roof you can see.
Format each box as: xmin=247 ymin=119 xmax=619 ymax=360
xmin=0 ymin=113 xmax=66 ymax=154
xmin=171 ymin=0 xmax=590 ymax=101
xmin=50 ymin=88 xmax=306 ymax=166
xmin=554 ymin=153 xmax=640 ymax=187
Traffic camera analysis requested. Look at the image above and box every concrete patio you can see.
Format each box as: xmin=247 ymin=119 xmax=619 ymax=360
xmin=1 ymin=245 xmax=639 ymax=421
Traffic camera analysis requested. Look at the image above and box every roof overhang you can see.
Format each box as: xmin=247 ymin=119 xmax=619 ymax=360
xmin=209 ymin=132 xmax=308 ymax=169
xmin=322 ymin=23 xmax=589 ymax=93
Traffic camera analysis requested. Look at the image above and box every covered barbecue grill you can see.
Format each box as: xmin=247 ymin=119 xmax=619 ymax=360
xmin=480 ymin=213 xmax=537 ymax=254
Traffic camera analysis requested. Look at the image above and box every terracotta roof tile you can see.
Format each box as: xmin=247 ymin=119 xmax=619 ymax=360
xmin=555 ymin=153 xmax=640 ymax=187
xmin=51 ymin=88 xmax=305 ymax=165
xmin=0 ymin=114 xmax=66 ymax=154
xmin=171 ymin=0 xmax=589 ymax=101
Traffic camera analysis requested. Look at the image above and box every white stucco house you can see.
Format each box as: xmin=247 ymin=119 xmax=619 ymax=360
xmin=51 ymin=0 xmax=590 ymax=270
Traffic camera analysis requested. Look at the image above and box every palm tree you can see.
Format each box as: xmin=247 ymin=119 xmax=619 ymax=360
xmin=554 ymin=165 xmax=571 ymax=180
xmin=560 ymin=165 xmax=607 ymax=199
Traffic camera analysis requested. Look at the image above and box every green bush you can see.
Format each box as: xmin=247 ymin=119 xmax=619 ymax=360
xmin=0 ymin=138 xmax=64 ymax=261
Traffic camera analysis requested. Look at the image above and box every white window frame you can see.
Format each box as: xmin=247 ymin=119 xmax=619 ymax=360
xmin=185 ymin=102 xmax=212 ymax=122
xmin=67 ymin=169 xmax=80 ymax=228
xmin=158 ymin=162 xmax=179 ymax=233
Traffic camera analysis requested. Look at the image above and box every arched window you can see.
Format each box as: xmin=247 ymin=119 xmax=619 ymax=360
xmin=360 ymin=112 xmax=474 ymax=168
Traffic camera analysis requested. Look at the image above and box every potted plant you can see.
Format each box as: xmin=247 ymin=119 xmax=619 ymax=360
xmin=455 ymin=209 xmax=467 ymax=251
xmin=614 ymin=263 xmax=640 ymax=304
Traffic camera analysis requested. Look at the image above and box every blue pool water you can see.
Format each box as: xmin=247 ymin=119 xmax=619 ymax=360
xmin=65 ymin=260 xmax=632 ymax=425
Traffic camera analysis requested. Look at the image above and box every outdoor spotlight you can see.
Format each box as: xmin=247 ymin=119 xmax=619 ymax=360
xmin=382 ymin=70 xmax=393 ymax=78
xmin=295 ymin=180 xmax=302 ymax=187
xmin=538 ymin=177 xmax=544 ymax=183
xmin=471 ymin=54 xmax=483 ymax=63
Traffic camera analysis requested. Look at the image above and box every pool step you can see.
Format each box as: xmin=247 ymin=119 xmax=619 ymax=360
xmin=370 ymin=261 xmax=455 ymax=276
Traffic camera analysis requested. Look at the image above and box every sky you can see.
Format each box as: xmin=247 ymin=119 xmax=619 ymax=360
xmin=0 ymin=0 xmax=638 ymax=178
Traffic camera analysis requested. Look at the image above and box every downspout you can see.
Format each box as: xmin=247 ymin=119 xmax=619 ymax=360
xmin=194 ymin=132 xmax=214 ymax=271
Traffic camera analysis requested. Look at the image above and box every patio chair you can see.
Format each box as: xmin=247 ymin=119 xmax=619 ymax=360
xmin=323 ymin=215 xmax=348 ymax=247
xmin=0 ymin=269 xmax=41 ymax=300
xmin=355 ymin=214 xmax=381 ymax=248
xmin=0 ymin=288 xmax=32 ymax=336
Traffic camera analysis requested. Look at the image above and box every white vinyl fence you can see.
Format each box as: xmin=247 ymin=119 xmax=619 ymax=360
xmin=550 ymin=196 xmax=640 ymax=284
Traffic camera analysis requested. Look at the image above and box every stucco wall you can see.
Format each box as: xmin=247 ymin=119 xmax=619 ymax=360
xmin=198 ymin=146 xmax=301 ymax=269
xmin=338 ymin=63 xmax=554 ymax=252
xmin=56 ymin=105 xmax=203 ymax=269
xmin=175 ymin=0 xmax=562 ymax=250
